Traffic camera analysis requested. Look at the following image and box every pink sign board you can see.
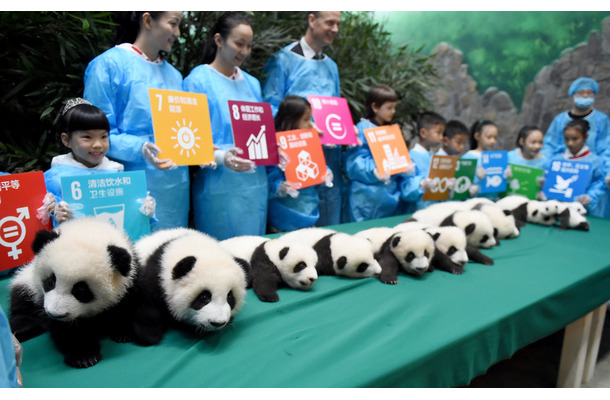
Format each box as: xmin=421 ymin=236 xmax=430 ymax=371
xmin=229 ymin=100 xmax=279 ymax=166
xmin=0 ymin=171 xmax=53 ymax=272
xmin=307 ymin=95 xmax=358 ymax=145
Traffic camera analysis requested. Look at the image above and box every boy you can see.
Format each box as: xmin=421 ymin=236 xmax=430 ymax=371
xmin=438 ymin=120 xmax=469 ymax=156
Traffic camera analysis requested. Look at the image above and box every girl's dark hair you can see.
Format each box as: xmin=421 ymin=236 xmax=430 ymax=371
xmin=202 ymin=12 xmax=252 ymax=65
xmin=365 ymin=85 xmax=397 ymax=121
xmin=515 ymin=125 xmax=542 ymax=149
xmin=114 ymin=12 xmax=166 ymax=45
xmin=565 ymin=119 xmax=590 ymax=136
xmin=275 ymin=96 xmax=311 ymax=131
xmin=55 ymin=102 xmax=110 ymax=152
xmin=469 ymin=119 xmax=497 ymax=150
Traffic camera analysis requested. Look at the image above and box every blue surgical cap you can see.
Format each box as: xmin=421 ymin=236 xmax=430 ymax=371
xmin=568 ymin=77 xmax=599 ymax=96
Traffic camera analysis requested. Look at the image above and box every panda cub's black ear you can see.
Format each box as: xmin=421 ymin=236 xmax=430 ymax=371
xmin=503 ymin=210 xmax=512 ymax=216
xmin=31 ymin=229 xmax=60 ymax=254
xmin=431 ymin=232 xmax=441 ymax=241
xmin=107 ymin=245 xmax=132 ymax=277
xmin=464 ymin=223 xmax=476 ymax=235
xmin=172 ymin=256 xmax=197 ymax=280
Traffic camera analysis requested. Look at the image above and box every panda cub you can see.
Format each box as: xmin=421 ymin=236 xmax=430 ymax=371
xmin=494 ymin=195 xmax=529 ymax=228
xmin=280 ymin=228 xmax=382 ymax=279
xmin=131 ymin=228 xmax=247 ymax=346
xmin=356 ymin=227 xmax=435 ymax=284
xmin=546 ymin=200 xmax=590 ymax=231
xmin=220 ymin=235 xmax=318 ymax=302
xmin=9 ymin=218 xmax=139 ymax=368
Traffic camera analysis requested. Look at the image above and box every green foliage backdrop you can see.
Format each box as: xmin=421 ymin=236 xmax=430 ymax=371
xmin=0 ymin=11 xmax=436 ymax=174
xmin=376 ymin=11 xmax=610 ymax=109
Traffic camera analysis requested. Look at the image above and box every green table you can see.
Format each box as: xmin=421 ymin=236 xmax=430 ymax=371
xmin=2 ymin=215 xmax=609 ymax=388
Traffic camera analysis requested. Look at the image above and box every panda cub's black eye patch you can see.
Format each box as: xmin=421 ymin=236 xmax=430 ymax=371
xmin=356 ymin=263 xmax=369 ymax=273
xmin=447 ymin=246 xmax=457 ymax=256
xmin=406 ymin=252 xmax=415 ymax=263
xmin=481 ymin=235 xmax=489 ymax=244
xmin=72 ymin=281 xmax=94 ymax=303
xmin=293 ymin=262 xmax=307 ymax=273
xmin=424 ymin=250 xmax=430 ymax=258
xmin=227 ymin=290 xmax=236 ymax=309
xmin=191 ymin=290 xmax=212 ymax=310
xmin=42 ymin=273 xmax=56 ymax=292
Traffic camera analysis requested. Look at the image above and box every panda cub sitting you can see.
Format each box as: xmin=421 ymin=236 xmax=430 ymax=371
xmin=9 ymin=218 xmax=139 ymax=368
xmin=131 ymin=228 xmax=247 ymax=346
xmin=220 ymin=235 xmax=318 ymax=302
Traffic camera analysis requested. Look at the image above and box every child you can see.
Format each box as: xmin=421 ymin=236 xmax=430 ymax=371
xmin=549 ymin=119 xmax=606 ymax=215
xmin=508 ymin=125 xmax=547 ymax=169
xmin=399 ymin=111 xmax=446 ymax=213
xmin=343 ymin=85 xmax=409 ymax=222
xmin=43 ymin=98 xmax=155 ymax=226
xmin=438 ymin=120 xmax=469 ymax=156
xmin=267 ymin=96 xmax=332 ymax=232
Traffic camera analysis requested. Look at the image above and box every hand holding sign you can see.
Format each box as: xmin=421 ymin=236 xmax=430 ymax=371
xmin=307 ymin=95 xmax=358 ymax=145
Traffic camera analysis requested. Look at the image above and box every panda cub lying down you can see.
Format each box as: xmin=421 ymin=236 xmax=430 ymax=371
xmin=9 ymin=218 xmax=139 ymax=368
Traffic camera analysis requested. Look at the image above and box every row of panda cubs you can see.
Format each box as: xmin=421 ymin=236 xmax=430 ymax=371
xmin=7 ymin=195 xmax=587 ymax=369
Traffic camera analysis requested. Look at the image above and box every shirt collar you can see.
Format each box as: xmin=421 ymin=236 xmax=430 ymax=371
xmin=300 ymin=37 xmax=324 ymax=60
xmin=564 ymin=145 xmax=591 ymax=159
xmin=116 ymin=43 xmax=163 ymax=64
xmin=51 ymin=153 xmax=123 ymax=171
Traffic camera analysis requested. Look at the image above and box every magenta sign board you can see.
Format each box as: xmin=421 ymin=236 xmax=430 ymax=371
xmin=307 ymin=95 xmax=358 ymax=145
xmin=228 ymin=100 xmax=279 ymax=166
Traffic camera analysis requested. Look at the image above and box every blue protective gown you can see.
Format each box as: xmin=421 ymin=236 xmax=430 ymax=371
xmin=398 ymin=144 xmax=432 ymax=214
xmin=507 ymin=148 xmax=548 ymax=169
xmin=83 ymin=46 xmax=189 ymax=231
xmin=0 ymin=306 xmax=18 ymax=388
xmin=267 ymin=166 xmax=320 ymax=231
xmin=342 ymin=118 xmax=401 ymax=222
xmin=542 ymin=109 xmax=610 ymax=160
xmin=183 ymin=65 xmax=268 ymax=240
xmin=546 ymin=149 xmax=607 ymax=217
xmin=262 ymin=43 xmax=342 ymax=226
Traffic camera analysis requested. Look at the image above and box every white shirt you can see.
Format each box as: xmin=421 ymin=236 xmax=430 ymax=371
xmin=299 ymin=37 xmax=324 ymax=60
xmin=51 ymin=153 xmax=124 ymax=171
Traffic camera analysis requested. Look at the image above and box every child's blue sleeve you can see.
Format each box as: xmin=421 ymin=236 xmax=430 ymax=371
xmin=586 ymin=158 xmax=608 ymax=209
xmin=266 ymin=165 xmax=285 ymax=199
xmin=343 ymin=145 xmax=379 ymax=184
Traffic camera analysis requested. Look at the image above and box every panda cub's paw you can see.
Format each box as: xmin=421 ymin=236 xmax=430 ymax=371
xmin=110 ymin=334 xmax=133 ymax=343
xmin=379 ymin=276 xmax=399 ymax=285
xmin=65 ymin=352 xmax=102 ymax=369
xmin=257 ymin=292 xmax=280 ymax=302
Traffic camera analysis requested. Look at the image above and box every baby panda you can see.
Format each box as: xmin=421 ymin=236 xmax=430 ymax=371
xmin=440 ymin=209 xmax=498 ymax=249
xmin=546 ymin=200 xmax=590 ymax=231
xmin=471 ymin=202 xmax=520 ymax=240
xmin=425 ymin=226 xmax=493 ymax=269
xmin=220 ymin=236 xmax=318 ymax=302
xmin=9 ymin=218 xmax=139 ymax=368
xmin=131 ymin=228 xmax=247 ymax=346
xmin=356 ymin=227 xmax=435 ymax=284
xmin=495 ymin=195 xmax=530 ymax=228
xmin=525 ymin=200 xmax=558 ymax=226
xmin=280 ymin=227 xmax=382 ymax=279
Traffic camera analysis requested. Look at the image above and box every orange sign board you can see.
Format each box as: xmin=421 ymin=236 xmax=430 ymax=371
xmin=276 ymin=128 xmax=327 ymax=189
xmin=148 ymin=88 xmax=214 ymax=166
xmin=363 ymin=124 xmax=411 ymax=175
xmin=422 ymin=155 xmax=458 ymax=201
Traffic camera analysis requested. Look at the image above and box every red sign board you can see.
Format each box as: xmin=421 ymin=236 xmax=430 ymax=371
xmin=229 ymin=100 xmax=279 ymax=166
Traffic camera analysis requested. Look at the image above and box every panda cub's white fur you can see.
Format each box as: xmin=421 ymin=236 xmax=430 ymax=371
xmin=473 ymin=203 xmax=520 ymax=239
xmin=280 ymin=227 xmax=382 ymax=278
xmin=526 ymin=200 xmax=557 ymax=226
xmin=220 ymin=235 xmax=318 ymax=302
xmin=394 ymin=221 xmax=432 ymax=232
xmin=131 ymin=228 xmax=247 ymax=346
xmin=424 ymin=226 xmax=469 ymax=267
xmin=10 ymin=218 xmax=138 ymax=368
xmin=355 ymin=227 xmax=399 ymax=253
xmin=441 ymin=209 xmax=498 ymax=248
xmin=546 ymin=200 xmax=590 ymax=231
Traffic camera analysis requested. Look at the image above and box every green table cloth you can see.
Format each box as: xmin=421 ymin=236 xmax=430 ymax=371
xmin=1 ymin=215 xmax=610 ymax=388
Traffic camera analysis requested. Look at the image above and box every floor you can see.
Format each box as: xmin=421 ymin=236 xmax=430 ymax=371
xmin=466 ymin=309 xmax=610 ymax=388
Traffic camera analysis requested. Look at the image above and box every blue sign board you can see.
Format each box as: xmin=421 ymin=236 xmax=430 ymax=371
xmin=480 ymin=150 xmax=508 ymax=193
xmin=542 ymin=159 xmax=592 ymax=201
xmin=60 ymin=170 xmax=150 ymax=240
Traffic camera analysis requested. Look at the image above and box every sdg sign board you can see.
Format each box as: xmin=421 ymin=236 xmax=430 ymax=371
xmin=229 ymin=100 xmax=279 ymax=166
xmin=60 ymin=171 xmax=150 ymax=241
xmin=0 ymin=171 xmax=53 ymax=273
xmin=276 ymin=128 xmax=327 ymax=189
xmin=307 ymin=95 xmax=358 ymax=145
xmin=363 ymin=124 xmax=411 ymax=176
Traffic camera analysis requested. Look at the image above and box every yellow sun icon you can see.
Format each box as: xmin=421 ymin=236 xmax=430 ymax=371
xmin=171 ymin=119 xmax=201 ymax=157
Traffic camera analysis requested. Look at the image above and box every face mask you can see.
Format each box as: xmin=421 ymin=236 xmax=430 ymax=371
xmin=574 ymin=96 xmax=594 ymax=109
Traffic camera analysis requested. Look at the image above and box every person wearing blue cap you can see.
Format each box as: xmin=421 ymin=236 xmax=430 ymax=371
xmin=261 ymin=12 xmax=343 ymax=227
xmin=541 ymin=77 xmax=610 ymax=160
xmin=84 ymin=12 xmax=190 ymax=231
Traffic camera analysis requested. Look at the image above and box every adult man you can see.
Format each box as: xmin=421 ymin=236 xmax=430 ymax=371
xmin=262 ymin=11 xmax=343 ymax=227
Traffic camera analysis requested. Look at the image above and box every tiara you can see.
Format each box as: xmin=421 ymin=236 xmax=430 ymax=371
xmin=61 ymin=98 xmax=92 ymax=116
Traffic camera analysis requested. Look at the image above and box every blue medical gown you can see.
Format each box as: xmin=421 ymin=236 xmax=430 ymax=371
xmin=83 ymin=47 xmax=189 ymax=230
xmin=507 ymin=149 xmax=548 ymax=169
xmin=0 ymin=306 xmax=18 ymax=388
xmin=398 ymin=148 xmax=431 ymax=214
xmin=542 ymin=109 xmax=610 ymax=160
xmin=183 ymin=65 xmax=268 ymax=240
xmin=267 ymin=166 xmax=320 ymax=231
xmin=262 ymin=45 xmax=342 ymax=226
xmin=343 ymin=119 xmax=401 ymax=222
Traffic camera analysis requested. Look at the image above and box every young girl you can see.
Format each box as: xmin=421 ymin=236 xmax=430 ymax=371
xmin=343 ymin=85 xmax=406 ymax=222
xmin=43 ymin=98 xmax=155 ymax=226
xmin=267 ymin=96 xmax=332 ymax=232
xmin=84 ymin=11 xmax=188 ymax=231
xmin=508 ymin=125 xmax=547 ymax=169
xmin=550 ymin=119 xmax=607 ymax=215
xmin=183 ymin=12 xmax=268 ymax=240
